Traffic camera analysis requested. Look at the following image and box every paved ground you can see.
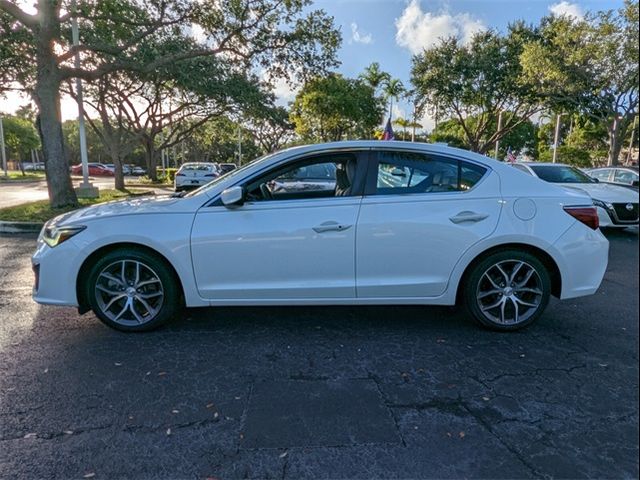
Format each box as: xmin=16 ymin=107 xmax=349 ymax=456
xmin=0 ymin=229 xmax=638 ymax=479
xmin=0 ymin=177 xmax=171 ymax=209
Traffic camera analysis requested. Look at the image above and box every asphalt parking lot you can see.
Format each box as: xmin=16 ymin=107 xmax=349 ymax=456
xmin=1 ymin=229 xmax=638 ymax=479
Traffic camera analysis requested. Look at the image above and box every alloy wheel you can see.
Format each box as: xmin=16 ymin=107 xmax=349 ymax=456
xmin=94 ymin=260 xmax=164 ymax=327
xmin=475 ymin=260 xmax=544 ymax=325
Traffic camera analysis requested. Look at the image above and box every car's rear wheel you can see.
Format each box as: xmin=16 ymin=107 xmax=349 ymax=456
xmin=463 ymin=250 xmax=551 ymax=331
xmin=86 ymin=248 xmax=181 ymax=332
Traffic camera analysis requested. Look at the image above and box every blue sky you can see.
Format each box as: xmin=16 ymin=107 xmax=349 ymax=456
xmin=288 ymin=0 xmax=625 ymax=129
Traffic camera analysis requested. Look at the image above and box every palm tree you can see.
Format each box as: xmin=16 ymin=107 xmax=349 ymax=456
xmin=359 ymin=62 xmax=391 ymax=92
xmin=393 ymin=117 xmax=410 ymax=140
xmin=383 ymin=78 xmax=405 ymax=120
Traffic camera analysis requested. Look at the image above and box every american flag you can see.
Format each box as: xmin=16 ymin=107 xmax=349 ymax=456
xmin=382 ymin=117 xmax=394 ymax=141
xmin=506 ymin=147 xmax=517 ymax=163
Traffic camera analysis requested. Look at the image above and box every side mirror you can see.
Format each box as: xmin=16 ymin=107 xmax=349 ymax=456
xmin=221 ymin=186 xmax=244 ymax=207
xmin=593 ymin=178 xmax=599 ymax=183
xmin=391 ymin=167 xmax=407 ymax=177
xmin=632 ymin=180 xmax=639 ymax=187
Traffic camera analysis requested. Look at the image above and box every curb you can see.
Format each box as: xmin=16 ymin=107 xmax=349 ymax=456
xmin=0 ymin=221 xmax=43 ymax=234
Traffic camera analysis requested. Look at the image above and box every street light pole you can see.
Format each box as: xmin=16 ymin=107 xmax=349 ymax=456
xmin=0 ymin=116 xmax=7 ymax=177
xmin=626 ymin=115 xmax=637 ymax=165
xmin=494 ymin=111 xmax=503 ymax=160
xmin=552 ymin=113 xmax=563 ymax=163
xmin=71 ymin=0 xmax=97 ymax=197
xmin=237 ymin=124 xmax=242 ymax=166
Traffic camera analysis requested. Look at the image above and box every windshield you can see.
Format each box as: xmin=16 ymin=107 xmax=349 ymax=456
xmin=530 ymin=165 xmax=596 ymax=184
xmin=184 ymin=152 xmax=280 ymax=197
xmin=180 ymin=164 xmax=215 ymax=172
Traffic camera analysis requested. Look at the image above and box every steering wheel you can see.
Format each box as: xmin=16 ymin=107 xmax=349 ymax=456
xmin=260 ymin=183 xmax=273 ymax=200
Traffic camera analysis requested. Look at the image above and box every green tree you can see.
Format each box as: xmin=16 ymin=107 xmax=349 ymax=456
xmin=0 ymin=0 xmax=341 ymax=207
xmin=290 ymin=74 xmax=384 ymax=142
xmin=539 ymin=145 xmax=593 ymax=167
xmin=0 ymin=114 xmax=40 ymax=164
xmin=188 ymin=116 xmax=261 ymax=165
xmin=359 ymin=62 xmax=390 ymax=93
xmin=411 ymin=23 xmax=541 ymax=154
xmin=430 ymin=114 xmax=537 ymax=157
xmin=521 ymin=1 xmax=639 ymax=165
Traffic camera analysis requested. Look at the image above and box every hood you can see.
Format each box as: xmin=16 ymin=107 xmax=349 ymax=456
xmin=49 ymin=194 xmax=186 ymax=227
xmin=559 ymin=183 xmax=640 ymax=203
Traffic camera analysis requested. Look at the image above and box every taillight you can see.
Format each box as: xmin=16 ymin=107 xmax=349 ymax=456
xmin=563 ymin=206 xmax=599 ymax=230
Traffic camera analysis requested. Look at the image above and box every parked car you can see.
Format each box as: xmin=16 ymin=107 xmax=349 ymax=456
xmin=217 ymin=163 xmax=237 ymax=175
xmin=22 ymin=162 xmax=45 ymax=171
xmin=33 ymin=141 xmax=608 ymax=332
xmin=70 ymin=163 xmax=115 ymax=176
xmin=586 ymin=166 xmax=639 ymax=190
xmin=130 ymin=166 xmax=146 ymax=176
xmin=174 ymin=162 xmax=219 ymax=191
xmin=103 ymin=163 xmax=115 ymax=172
xmin=512 ymin=162 xmax=639 ymax=228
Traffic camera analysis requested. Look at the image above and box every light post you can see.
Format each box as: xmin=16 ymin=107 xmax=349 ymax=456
xmin=494 ymin=111 xmax=503 ymax=160
xmin=70 ymin=0 xmax=98 ymax=197
xmin=0 ymin=115 xmax=7 ymax=177
xmin=552 ymin=113 xmax=563 ymax=163
xmin=237 ymin=124 xmax=242 ymax=166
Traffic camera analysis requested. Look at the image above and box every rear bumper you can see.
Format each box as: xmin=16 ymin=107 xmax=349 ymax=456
xmin=553 ymin=222 xmax=609 ymax=299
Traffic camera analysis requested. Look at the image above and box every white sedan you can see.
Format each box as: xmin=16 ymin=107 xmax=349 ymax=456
xmin=33 ymin=141 xmax=609 ymax=332
xmin=174 ymin=162 xmax=220 ymax=191
xmin=512 ymin=162 xmax=639 ymax=228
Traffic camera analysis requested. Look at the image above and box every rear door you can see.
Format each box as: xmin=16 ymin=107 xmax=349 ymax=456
xmin=356 ymin=149 xmax=502 ymax=298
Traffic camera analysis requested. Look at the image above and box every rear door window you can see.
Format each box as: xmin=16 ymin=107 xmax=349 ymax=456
xmin=368 ymin=151 xmax=487 ymax=195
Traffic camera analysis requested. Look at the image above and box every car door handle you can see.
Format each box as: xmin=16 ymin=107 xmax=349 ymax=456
xmin=449 ymin=211 xmax=490 ymax=224
xmin=313 ymin=222 xmax=352 ymax=233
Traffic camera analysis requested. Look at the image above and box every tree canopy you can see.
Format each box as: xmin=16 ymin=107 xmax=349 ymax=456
xmin=290 ymin=74 xmax=383 ymax=142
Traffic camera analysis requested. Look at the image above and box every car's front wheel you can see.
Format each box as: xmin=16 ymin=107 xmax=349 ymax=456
xmin=86 ymin=248 xmax=181 ymax=332
xmin=463 ymin=250 xmax=551 ymax=331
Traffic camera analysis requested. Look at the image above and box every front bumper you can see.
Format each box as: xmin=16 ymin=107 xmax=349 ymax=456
xmin=596 ymin=204 xmax=639 ymax=228
xmin=31 ymin=237 xmax=81 ymax=307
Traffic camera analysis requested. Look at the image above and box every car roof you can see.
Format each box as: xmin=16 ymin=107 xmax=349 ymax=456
xmin=274 ymin=140 xmax=511 ymax=170
xmin=517 ymin=162 xmax=573 ymax=167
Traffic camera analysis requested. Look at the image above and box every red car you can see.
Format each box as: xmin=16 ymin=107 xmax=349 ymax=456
xmin=71 ymin=163 xmax=114 ymax=176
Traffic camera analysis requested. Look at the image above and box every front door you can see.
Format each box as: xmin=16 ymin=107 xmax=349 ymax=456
xmin=191 ymin=152 xmax=365 ymax=300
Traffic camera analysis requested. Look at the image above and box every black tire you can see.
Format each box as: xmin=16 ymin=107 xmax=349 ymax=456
xmin=463 ymin=249 xmax=551 ymax=331
xmin=86 ymin=247 xmax=182 ymax=332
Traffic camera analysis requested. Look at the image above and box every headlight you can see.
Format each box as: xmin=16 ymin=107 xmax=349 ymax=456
xmin=592 ymin=199 xmax=613 ymax=210
xmin=42 ymin=225 xmax=86 ymax=248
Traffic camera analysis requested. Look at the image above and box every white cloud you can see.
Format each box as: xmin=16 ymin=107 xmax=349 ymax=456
xmin=350 ymin=22 xmax=373 ymax=45
xmin=548 ymin=1 xmax=584 ymax=20
xmin=395 ymin=0 xmax=485 ymax=55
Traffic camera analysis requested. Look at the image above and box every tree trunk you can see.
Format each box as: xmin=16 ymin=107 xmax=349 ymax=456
xmin=607 ymin=116 xmax=623 ymax=167
xmin=109 ymin=149 xmax=126 ymax=191
xmin=32 ymin=5 xmax=78 ymax=209
xmin=34 ymin=76 xmax=78 ymax=208
xmin=143 ymin=141 xmax=158 ymax=182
